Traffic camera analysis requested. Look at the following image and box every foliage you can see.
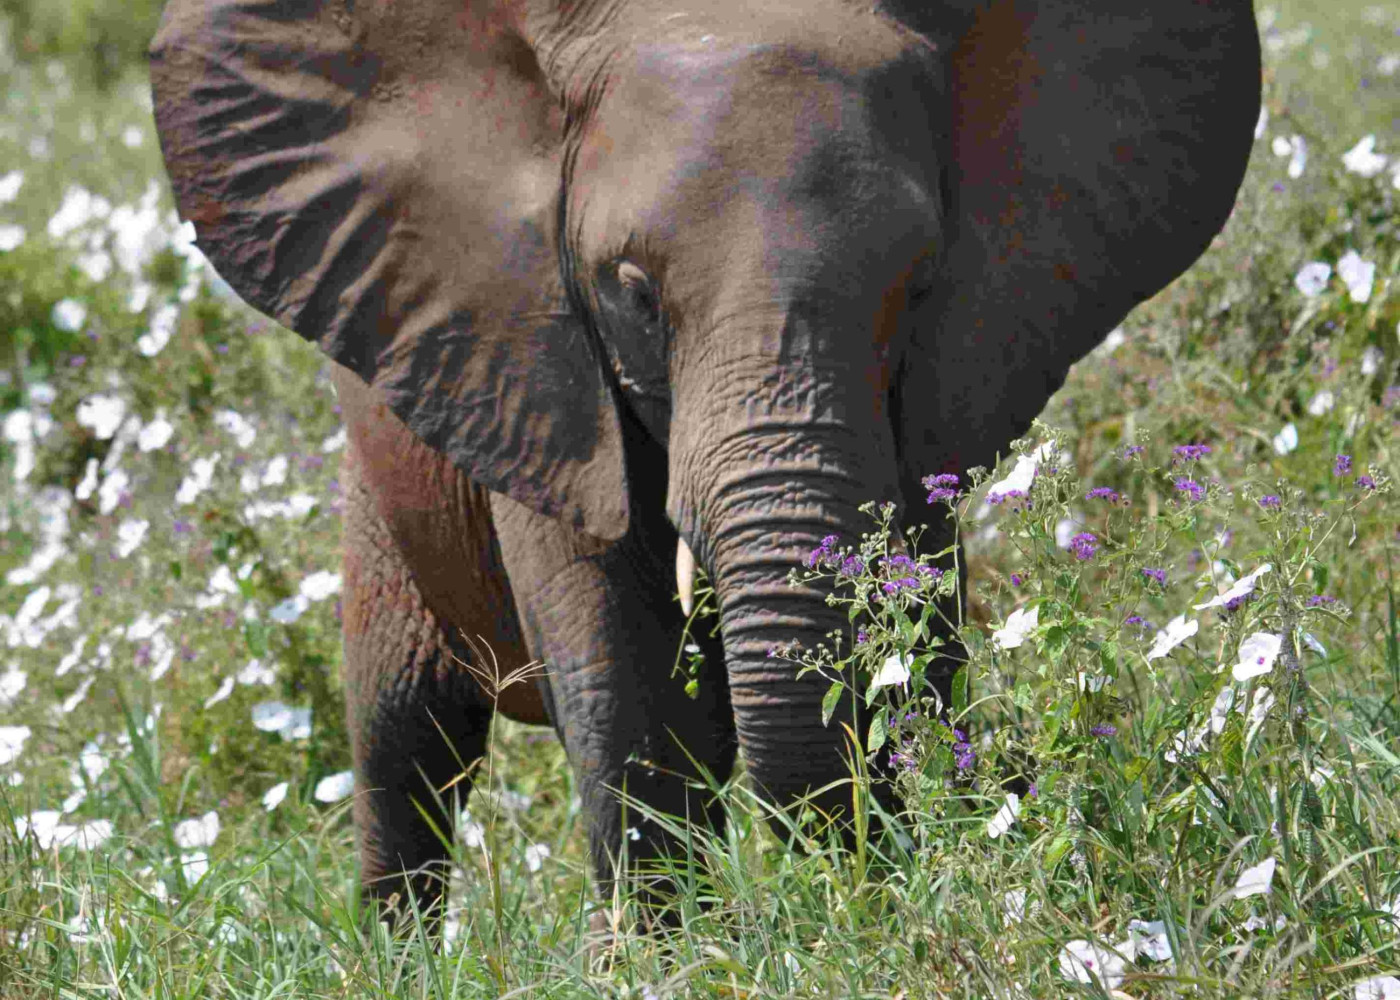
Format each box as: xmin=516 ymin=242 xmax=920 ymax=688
xmin=1 ymin=0 xmax=1398 ymax=996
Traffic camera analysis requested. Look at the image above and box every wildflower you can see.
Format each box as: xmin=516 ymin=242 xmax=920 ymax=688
xmin=922 ymin=472 xmax=960 ymax=503
xmin=314 ymin=770 xmax=355 ymax=803
xmin=1271 ymin=423 xmax=1298 ymax=455
xmin=870 ymin=653 xmax=911 ymax=689
xmin=992 ymin=605 xmax=1039 ymax=650
xmin=299 ymin=571 xmax=341 ymax=602
xmin=203 ymin=676 xmax=234 ymax=708
xmin=1307 ymin=389 xmax=1336 ymax=415
xmin=855 ymin=628 xmax=869 ymax=645
xmin=840 ymin=555 xmax=864 ymax=576
xmin=1232 ymin=632 xmax=1282 ymax=681
xmin=1058 ymin=940 xmax=1128 ymax=990
xmin=1342 ymin=134 xmax=1389 ymax=177
xmin=1334 ymin=453 xmax=1353 ymax=476
xmin=1122 ymin=444 xmax=1144 ymax=459
xmin=1147 ymin=615 xmax=1198 ymax=660
xmin=985 ymin=450 xmax=1040 ymax=502
xmin=1091 ymin=724 xmax=1117 ymax=738
xmin=75 ymin=393 xmax=127 ymax=440
xmin=1338 ymin=250 xmax=1376 ymax=303
xmin=1354 ymin=975 xmax=1400 ymax=1000
xmin=1124 ymin=614 xmax=1149 ymax=630
xmin=1085 ymin=486 xmax=1120 ymax=502
xmin=1126 ymin=919 xmax=1174 ymax=963
xmin=1174 ymin=477 xmax=1205 ymax=502
xmin=1195 ymin=563 xmax=1272 ymax=610
xmin=986 ymin=792 xmax=1020 ymax=839
xmin=173 ymin=811 xmax=221 ymax=850
xmin=52 ymin=298 xmax=89 ymax=332
xmin=1294 ymin=261 xmax=1331 ymax=297
xmin=984 ymin=488 xmax=1026 ymax=506
xmin=805 ymin=534 xmax=839 ymax=569
xmin=1232 ymin=857 xmax=1276 ymax=899
xmin=1258 ymin=494 xmax=1282 ymax=509
xmin=1069 ymin=532 xmax=1098 ymax=561
xmin=1357 ymin=474 xmax=1377 ymax=490
xmin=1306 ymin=594 xmax=1337 ymax=607
xmin=1010 ymin=573 xmax=1023 ymax=587
xmin=524 ymin=843 xmax=551 ymax=872
xmin=1141 ymin=567 xmax=1167 ymax=586
xmin=0 ymin=224 xmax=25 ymax=251
xmin=0 ymin=171 xmax=21 ymax=202
xmin=1173 ymin=443 xmax=1212 ymax=462
xmin=0 ymin=726 xmax=32 ymax=766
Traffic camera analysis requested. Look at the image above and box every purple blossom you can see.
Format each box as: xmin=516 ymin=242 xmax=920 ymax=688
xmin=1258 ymin=494 xmax=1282 ymax=509
xmin=922 ymin=472 xmax=960 ymax=503
xmin=1334 ymin=453 xmax=1352 ymax=476
xmin=1069 ymin=532 xmax=1098 ymax=561
xmin=1010 ymin=573 xmax=1023 ymax=587
xmin=1091 ymin=723 xmax=1118 ymax=738
xmin=1173 ymin=443 xmax=1213 ymax=462
xmin=1224 ymin=594 xmax=1248 ymax=613
xmin=1141 ymin=567 xmax=1167 ymax=586
xmin=954 ymin=745 xmax=977 ymax=770
xmin=1174 ymin=477 xmax=1205 ymax=502
xmin=1122 ymin=445 xmax=1145 ymax=459
xmin=840 ymin=555 xmax=865 ymax=577
xmin=985 ymin=489 xmax=1026 ymax=506
xmin=1306 ymin=595 xmax=1337 ymax=607
xmin=856 ymin=628 xmax=870 ymax=645
xmin=1357 ymin=475 xmax=1377 ymax=491
xmin=1085 ymin=486 xmax=1121 ymax=503
xmin=805 ymin=534 xmax=840 ymax=569
xmin=69 ymin=355 xmax=87 ymax=367
xmin=1125 ymin=614 xmax=1146 ymax=627
xmin=1027 ymin=782 xmax=1039 ymax=798
xmin=172 ymin=520 xmax=192 ymax=535
xmin=215 ymin=343 xmax=229 ymax=355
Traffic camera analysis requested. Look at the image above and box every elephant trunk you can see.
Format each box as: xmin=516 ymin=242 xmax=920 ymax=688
xmin=672 ymin=406 xmax=900 ymax=815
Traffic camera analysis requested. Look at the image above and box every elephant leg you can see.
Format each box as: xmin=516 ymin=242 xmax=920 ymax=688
xmin=339 ymin=449 xmax=496 ymax=922
xmin=488 ymin=488 xmax=736 ymax=912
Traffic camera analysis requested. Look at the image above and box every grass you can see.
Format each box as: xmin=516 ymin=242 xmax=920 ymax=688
xmin=0 ymin=0 xmax=1398 ymax=996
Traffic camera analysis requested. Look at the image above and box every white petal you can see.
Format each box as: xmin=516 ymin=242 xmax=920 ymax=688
xmin=1341 ymin=135 xmax=1389 ymax=178
xmin=203 ymin=676 xmax=235 ymax=709
xmin=1294 ymin=261 xmax=1332 ymax=298
xmin=992 ymin=606 xmax=1039 ymax=651
xmin=1195 ymin=564 xmax=1271 ymax=610
xmin=1307 ymin=389 xmax=1336 ymax=416
xmin=1337 ymin=250 xmax=1376 ymax=304
xmin=870 ymin=652 xmax=911 ymax=689
xmin=314 ymin=770 xmax=354 ymax=803
xmin=1272 ymin=423 xmax=1298 ymax=455
xmin=1233 ymin=857 xmax=1277 ymax=898
xmin=1147 ymin=615 xmax=1198 ymax=660
xmin=1058 ymin=940 xmax=1128 ymax=989
xmin=261 ymin=781 xmax=289 ymax=811
xmin=1232 ymin=632 xmax=1282 ymax=681
xmin=524 ymin=843 xmax=552 ymax=872
xmin=986 ymin=793 xmax=1021 ymax=839
xmin=1354 ymin=976 xmax=1400 ymax=1000
xmin=173 ymin=810 xmax=220 ymax=849
xmin=298 ymin=571 xmax=341 ymax=602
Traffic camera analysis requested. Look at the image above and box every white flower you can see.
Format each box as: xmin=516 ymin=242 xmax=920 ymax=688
xmin=269 ymin=595 xmax=309 ymax=623
xmin=262 ymin=781 xmax=289 ymax=811
xmin=1361 ymin=345 xmax=1384 ymax=377
xmin=1058 ymin=939 xmax=1128 ymax=990
xmin=0 ymin=667 xmax=26 ymax=705
xmin=461 ymin=813 xmax=486 ymax=848
xmin=76 ymin=393 xmax=126 ymax=440
xmin=137 ymin=303 xmax=180 ymax=357
xmin=1272 ymin=422 xmax=1298 ymax=455
xmin=121 ymin=125 xmax=144 ymax=148
xmin=1355 ymin=976 xmax=1400 ymax=1000
xmin=299 ymin=571 xmax=341 ymax=602
xmin=251 ymin=701 xmax=312 ymax=740
xmin=992 ymin=606 xmax=1039 ymax=651
xmin=180 ymin=852 xmax=210 ymax=881
xmin=1286 ymin=134 xmax=1307 ymax=178
xmin=314 ymin=770 xmax=355 ymax=803
xmin=1126 ymin=919 xmax=1174 ymax=962
xmin=1294 ymin=261 xmax=1331 ymax=298
xmin=1002 ymin=888 xmax=1028 ymax=926
xmin=1337 ymin=251 xmax=1376 ymax=304
xmin=0 ymin=725 xmax=32 ymax=766
xmin=0 ymin=224 xmax=26 ymax=251
xmin=1342 ymin=135 xmax=1389 ymax=178
xmin=524 ymin=843 xmax=552 ymax=872
xmin=985 ymin=449 xmax=1043 ymax=501
xmin=0 ymin=170 xmax=22 ymax=203
xmin=1209 ymin=686 xmax=1236 ymax=734
xmin=1147 ymin=615 xmax=1198 ymax=661
xmin=1195 ymin=564 xmax=1271 ymax=610
xmin=237 ymin=659 xmax=276 ymax=686
xmin=136 ymin=414 xmax=174 ymax=452
xmin=203 ymin=676 xmax=234 ymax=709
xmin=1302 ymin=632 xmax=1327 ymax=657
xmin=76 ymin=250 xmax=112 ymax=282
xmin=173 ymin=810 xmax=220 ymax=849
xmin=114 ymin=519 xmax=149 ymax=558
xmin=60 ymin=676 xmax=95 ymax=714
xmin=212 ymin=409 xmax=257 ymax=449
xmin=96 ymin=467 xmax=130 ymax=516
xmin=1307 ymin=389 xmax=1336 ymax=415
xmin=175 ymin=453 xmax=220 ymax=505
xmin=986 ymin=793 xmax=1020 ymax=839
xmin=1232 ymin=857 xmax=1277 ymax=899
xmin=870 ymin=652 xmax=910 ymax=689
xmin=1233 ymin=632 xmax=1282 ymax=681
xmin=321 ymin=428 xmax=347 ymax=453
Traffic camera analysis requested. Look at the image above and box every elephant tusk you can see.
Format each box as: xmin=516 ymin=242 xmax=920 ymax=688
xmin=676 ymin=538 xmax=697 ymax=617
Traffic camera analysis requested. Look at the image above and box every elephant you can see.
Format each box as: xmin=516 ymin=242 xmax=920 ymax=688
xmin=149 ymin=0 xmax=1261 ymax=922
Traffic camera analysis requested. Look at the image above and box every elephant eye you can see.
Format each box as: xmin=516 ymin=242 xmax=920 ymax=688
xmin=615 ymin=261 xmax=660 ymax=321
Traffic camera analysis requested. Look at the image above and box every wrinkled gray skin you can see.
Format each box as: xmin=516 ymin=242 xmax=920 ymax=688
xmin=149 ymin=0 xmax=1260 ymax=922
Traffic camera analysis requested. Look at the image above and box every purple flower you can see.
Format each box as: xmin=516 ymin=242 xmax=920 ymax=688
xmin=215 ymin=343 xmax=229 ymax=355
xmin=922 ymin=472 xmax=960 ymax=503
xmin=1357 ymin=475 xmax=1376 ymax=491
xmin=1027 ymin=782 xmax=1039 ymax=799
xmin=1334 ymin=453 xmax=1352 ymax=476
xmin=1069 ymin=532 xmax=1098 ymax=561
xmin=1258 ymin=494 xmax=1282 ymax=509
xmin=805 ymin=534 xmax=840 ymax=569
xmin=172 ymin=520 xmax=192 ymax=535
xmin=1086 ymin=486 xmax=1121 ymax=503
xmin=1174 ymin=478 xmax=1205 ymax=502
xmin=1122 ymin=445 xmax=1145 ymax=459
xmin=1141 ymin=567 xmax=1167 ymax=586
xmin=985 ymin=489 xmax=1026 ymax=506
xmin=1173 ymin=443 xmax=1213 ymax=462
xmin=1306 ymin=594 xmax=1337 ymax=607
xmin=1010 ymin=573 xmax=1023 ymax=587
xmin=840 ymin=555 xmax=865 ymax=577
xmin=1125 ymin=614 xmax=1146 ymax=627
xmin=856 ymin=628 xmax=870 ymax=645
xmin=1090 ymin=723 xmax=1118 ymax=738
xmin=954 ymin=745 xmax=977 ymax=770
xmin=69 ymin=355 xmax=87 ymax=367
xmin=1224 ymin=594 xmax=1248 ymax=613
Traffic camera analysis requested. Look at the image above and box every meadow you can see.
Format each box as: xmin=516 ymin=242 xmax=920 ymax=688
xmin=0 ymin=1 xmax=1397 ymax=996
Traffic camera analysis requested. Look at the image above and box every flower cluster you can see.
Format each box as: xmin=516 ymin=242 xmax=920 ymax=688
xmin=1174 ymin=477 xmax=1206 ymax=502
xmin=1085 ymin=486 xmax=1121 ymax=503
xmin=1257 ymin=494 xmax=1282 ymax=509
xmin=1069 ymin=532 xmax=1099 ymax=561
xmin=921 ymin=472 xmax=960 ymax=503
xmin=941 ymin=720 xmax=977 ymax=771
xmin=878 ymin=554 xmax=942 ymax=596
xmin=1141 ymin=567 xmax=1167 ymax=586
xmin=1334 ymin=453 xmax=1352 ymax=476
xmin=805 ymin=534 xmax=841 ymax=569
xmin=1173 ymin=443 xmax=1213 ymax=462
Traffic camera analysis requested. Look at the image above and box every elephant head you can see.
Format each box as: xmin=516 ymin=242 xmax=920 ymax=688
xmin=150 ymin=0 xmax=1259 ymax=809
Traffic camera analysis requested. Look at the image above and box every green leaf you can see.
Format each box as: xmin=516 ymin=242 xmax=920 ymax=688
xmin=952 ymin=664 xmax=969 ymax=716
xmin=168 ymin=560 xmax=182 ymax=582
xmin=1098 ymin=640 xmax=1120 ymax=677
xmin=867 ymin=707 xmax=888 ymax=754
xmin=821 ymin=681 xmax=844 ymax=727
xmin=1012 ymin=683 xmax=1034 ymax=711
xmin=1042 ymin=625 xmax=1070 ymax=662
xmin=243 ymin=620 xmax=268 ymax=658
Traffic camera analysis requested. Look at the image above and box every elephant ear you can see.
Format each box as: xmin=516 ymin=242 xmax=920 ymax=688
xmin=149 ymin=0 xmax=629 ymax=539
xmin=890 ymin=0 xmax=1260 ymax=485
